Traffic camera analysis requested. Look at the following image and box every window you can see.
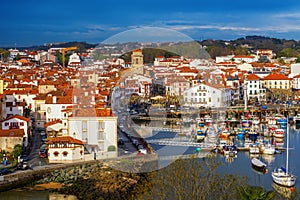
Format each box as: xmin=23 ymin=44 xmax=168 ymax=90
xmin=98 ymin=121 xmax=105 ymax=130
xmin=82 ymin=121 xmax=87 ymax=130
xmin=4 ymin=122 xmax=8 ymax=126
xmin=98 ymin=131 xmax=104 ymax=140
xmin=20 ymin=122 xmax=24 ymax=126
xmin=62 ymin=151 xmax=68 ymax=157
xmin=209 ymin=97 xmax=211 ymax=102
xmin=54 ymin=151 xmax=59 ymax=157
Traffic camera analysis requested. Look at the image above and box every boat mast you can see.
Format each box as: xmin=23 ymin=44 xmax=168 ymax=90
xmin=286 ymin=117 xmax=289 ymax=174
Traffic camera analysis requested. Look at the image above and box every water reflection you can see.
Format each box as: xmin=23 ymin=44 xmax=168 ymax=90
xmin=272 ymin=182 xmax=294 ymax=199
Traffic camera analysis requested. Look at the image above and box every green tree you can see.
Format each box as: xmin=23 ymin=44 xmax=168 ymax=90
xmin=12 ymin=144 xmax=23 ymax=165
xmin=15 ymin=53 xmax=21 ymax=61
xmin=238 ymin=186 xmax=275 ymax=200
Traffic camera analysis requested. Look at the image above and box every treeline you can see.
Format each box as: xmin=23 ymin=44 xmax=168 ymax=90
xmin=119 ymin=48 xmax=179 ymax=64
xmin=200 ymin=35 xmax=300 ymax=59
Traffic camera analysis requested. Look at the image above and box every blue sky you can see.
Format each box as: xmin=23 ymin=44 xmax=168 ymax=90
xmin=1 ymin=0 xmax=300 ymax=46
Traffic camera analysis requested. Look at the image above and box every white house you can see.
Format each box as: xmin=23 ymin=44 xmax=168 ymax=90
xmin=184 ymin=82 xmax=232 ymax=108
xmin=45 ymin=94 xmax=73 ymax=123
xmin=67 ymin=107 xmax=118 ymax=159
xmin=47 ymin=136 xmax=84 ymax=163
xmin=293 ymin=74 xmax=300 ymax=90
xmin=244 ymin=74 xmax=266 ymax=101
xmin=1 ymin=115 xmax=30 ymax=147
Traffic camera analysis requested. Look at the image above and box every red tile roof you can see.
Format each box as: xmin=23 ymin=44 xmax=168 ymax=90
xmin=46 ymin=136 xmax=84 ymax=145
xmin=45 ymin=119 xmax=62 ymax=128
xmin=263 ymin=73 xmax=290 ymax=80
xmin=246 ymin=74 xmax=260 ymax=81
xmin=2 ymin=115 xmax=30 ymax=122
xmin=0 ymin=129 xmax=24 ymax=137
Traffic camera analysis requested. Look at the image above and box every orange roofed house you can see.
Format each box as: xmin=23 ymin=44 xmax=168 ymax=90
xmin=46 ymin=136 xmax=84 ymax=163
xmin=262 ymin=73 xmax=291 ymax=100
xmin=1 ymin=115 xmax=30 ymax=147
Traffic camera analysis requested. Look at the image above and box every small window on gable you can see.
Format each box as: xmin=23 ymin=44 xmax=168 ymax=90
xmin=62 ymin=151 xmax=68 ymax=157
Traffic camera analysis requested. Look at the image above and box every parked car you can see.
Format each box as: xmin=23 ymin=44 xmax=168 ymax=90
xmin=39 ymin=151 xmax=47 ymax=158
xmin=0 ymin=168 xmax=12 ymax=176
xmin=124 ymin=149 xmax=130 ymax=154
xmin=17 ymin=162 xmax=32 ymax=170
xmin=40 ymin=131 xmax=46 ymax=136
xmin=139 ymin=148 xmax=147 ymax=155
xmin=118 ymin=138 xmax=124 ymax=145
xmin=20 ymin=154 xmax=29 ymax=162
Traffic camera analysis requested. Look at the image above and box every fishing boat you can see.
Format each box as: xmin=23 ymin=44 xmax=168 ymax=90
xmin=236 ymin=128 xmax=245 ymax=140
xmin=249 ymin=144 xmax=260 ymax=154
xmin=223 ymin=144 xmax=238 ymax=157
xmin=251 ymin=157 xmax=268 ymax=173
xmin=195 ymin=129 xmax=206 ymax=142
xmin=248 ymin=130 xmax=258 ymax=141
xmin=242 ymin=119 xmax=251 ymax=128
xmin=260 ymin=143 xmax=276 ymax=155
xmin=277 ymin=117 xmax=287 ymax=129
xmin=204 ymin=115 xmax=213 ymax=126
xmin=294 ymin=113 xmax=300 ymax=129
xmin=272 ymin=120 xmax=296 ymax=187
xmin=274 ymin=128 xmax=285 ymax=138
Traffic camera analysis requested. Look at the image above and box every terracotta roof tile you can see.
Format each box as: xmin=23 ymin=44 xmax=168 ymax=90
xmin=2 ymin=115 xmax=30 ymax=122
xmin=0 ymin=129 xmax=24 ymax=137
xmin=46 ymin=136 xmax=84 ymax=145
xmin=263 ymin=73 xmax=290 ymax=80
xmin=246 ymin=74 xmax=260 ymax=81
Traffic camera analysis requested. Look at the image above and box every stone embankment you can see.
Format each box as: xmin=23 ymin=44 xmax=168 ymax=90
xmin=0 ymin=160 xmax=99 ymax=192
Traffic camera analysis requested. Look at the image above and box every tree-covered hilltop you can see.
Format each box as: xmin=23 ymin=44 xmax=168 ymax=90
xmin=200 ymin=35 xmax=300 ymax=59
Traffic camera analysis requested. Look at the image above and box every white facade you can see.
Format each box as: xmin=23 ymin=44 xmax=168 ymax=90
xmin=183 ymin=83 xmax=232 ymax=108
xmin=45 ymin=98 xmax=73 ymax=123
xmin=68 ymin=53 xmax=81 ymax=66
xmin=2 ymin=116 xmax=29 ymax=147
xmin=293 ymin=74 xmax=300 ymax=90
xmin=68 ymin=116 xmax=118 ymax=159
xmin=290 ymin=63 xmax=300 ymax=77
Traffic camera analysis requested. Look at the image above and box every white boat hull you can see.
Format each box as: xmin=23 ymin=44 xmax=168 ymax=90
xmin=272 ymin=171 xmax=296 ymax=187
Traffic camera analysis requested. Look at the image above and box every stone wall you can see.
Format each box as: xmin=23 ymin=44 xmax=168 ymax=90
xmin=0 ymin=160 xmax=98 ymax=192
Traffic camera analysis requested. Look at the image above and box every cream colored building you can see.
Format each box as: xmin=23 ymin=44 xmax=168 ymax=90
xmin=47 ymin=136 xmax=84 ymax=163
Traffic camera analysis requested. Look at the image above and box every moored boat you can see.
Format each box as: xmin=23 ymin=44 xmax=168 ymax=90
xmin=223 ymin=145 xmax=238 ymax=157
xmin=260 ymin=143 xmax=276 ymax=155
xmin=274 ymin=128 xmax=285 ymax=138
xmin=272 ymin=119 xmax=296 ymax=187
xmin=251 ymin=157 xmax=268 ymax=173
xmin=249 ymin=144 xmax=260 ymax=154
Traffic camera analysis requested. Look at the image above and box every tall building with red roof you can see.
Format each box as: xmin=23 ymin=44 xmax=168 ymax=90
xmin=245 ymin=74 xmax=266 ymax=101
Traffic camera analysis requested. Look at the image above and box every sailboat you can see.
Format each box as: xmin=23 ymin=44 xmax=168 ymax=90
xmin=272 ymin=119 xmax=296 ymax=187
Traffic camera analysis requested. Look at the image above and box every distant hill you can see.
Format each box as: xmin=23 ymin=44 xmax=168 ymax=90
xmin=2 ymin=42 xmax=97 ymax=52
xmin=2 ymin=35 xmax=300 ymax=59
xmin=199 ymin=35 xmax=300 ymax=58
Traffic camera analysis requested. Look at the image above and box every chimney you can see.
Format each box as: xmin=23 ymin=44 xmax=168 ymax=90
xmin=53 ymin=96 xmax=57 ymax=104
